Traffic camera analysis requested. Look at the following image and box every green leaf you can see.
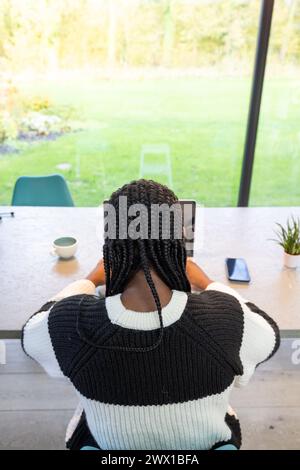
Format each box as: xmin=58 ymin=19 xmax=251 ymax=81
xmin=273 ymin=216 xmax=300 ymax=255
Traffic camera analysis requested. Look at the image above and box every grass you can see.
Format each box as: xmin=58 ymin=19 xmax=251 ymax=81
xmin=0 ymin=77 xmax=299 ymax=207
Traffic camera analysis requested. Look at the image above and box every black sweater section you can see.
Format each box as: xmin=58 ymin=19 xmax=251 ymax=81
xmin=48 ymin=290 xmax=245 ymax=406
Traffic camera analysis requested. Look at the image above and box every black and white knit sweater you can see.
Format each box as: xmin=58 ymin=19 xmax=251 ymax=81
xmin=22 ymin=280 xmax=280 ymax=450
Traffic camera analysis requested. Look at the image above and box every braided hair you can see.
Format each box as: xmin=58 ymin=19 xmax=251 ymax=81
xmin=77 ymin=179 xmax=191 ymax=353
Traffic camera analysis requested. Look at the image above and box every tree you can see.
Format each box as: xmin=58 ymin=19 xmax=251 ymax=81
xmin=107 ymin=0 xmax=118 ymax=67
xmin=162 ymin=0 xmax=175 ymax=66
xmin=279 ymin=0 xmax=299 ymax=62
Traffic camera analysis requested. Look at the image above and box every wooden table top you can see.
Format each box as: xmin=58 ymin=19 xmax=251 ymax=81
xmin=0 ymin=206 xmax=299 ymax=338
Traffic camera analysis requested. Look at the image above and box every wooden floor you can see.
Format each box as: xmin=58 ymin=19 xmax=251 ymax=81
xmin=0 ymin=339 xmax=299 ymax=450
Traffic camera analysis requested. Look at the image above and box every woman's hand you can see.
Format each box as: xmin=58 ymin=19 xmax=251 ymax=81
xmin=86 ymin=259 xmax=105 ymax=287
xmin=186 ymin=258 xmax=213 ymax=291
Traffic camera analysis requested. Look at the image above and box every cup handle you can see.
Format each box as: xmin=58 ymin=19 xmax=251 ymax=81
xmin=50 ymin=246 xmax=57 ymax=256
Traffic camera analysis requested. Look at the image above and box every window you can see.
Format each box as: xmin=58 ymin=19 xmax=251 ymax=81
xmin=250 ymin=0 xmax=300 ymax=206
xmin=0 ymin=1 xmax=260 ymax=206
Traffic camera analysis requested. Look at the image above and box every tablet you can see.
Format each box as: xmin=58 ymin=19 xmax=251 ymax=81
xmin=179 ymin=200 xmax=196 ymax=258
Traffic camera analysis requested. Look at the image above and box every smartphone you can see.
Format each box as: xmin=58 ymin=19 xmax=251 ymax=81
xmin=225 ymin=258 xmax=250 ymax=283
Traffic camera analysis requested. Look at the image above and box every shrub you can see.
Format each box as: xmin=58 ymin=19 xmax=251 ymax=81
xmin=20 ymin=112 xmax=67 ymax=136
xmin=0 ymin=113 xmax=18 ymax=144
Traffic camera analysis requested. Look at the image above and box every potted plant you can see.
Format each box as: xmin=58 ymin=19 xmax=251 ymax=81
xmin=274 ymin=216 xmax=300 ymax=269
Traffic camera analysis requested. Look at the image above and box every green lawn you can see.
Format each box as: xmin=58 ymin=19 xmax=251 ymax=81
xmin=1 ymin=77 xmax=299 ymax=206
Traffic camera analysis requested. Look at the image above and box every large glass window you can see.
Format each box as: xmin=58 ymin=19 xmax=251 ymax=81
xmin=0 ymin=0 xmax=260 ymax=206
xmin=250 ymin=0 xmax=300 ymax=206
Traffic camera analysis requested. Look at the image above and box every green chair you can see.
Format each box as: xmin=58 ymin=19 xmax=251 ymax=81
xmin=11 ymin=174 xmax=74 ymax=207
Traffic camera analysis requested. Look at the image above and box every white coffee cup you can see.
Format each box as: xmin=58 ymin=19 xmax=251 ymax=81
xmin=52 ymin=236 xmax=78 ymax=259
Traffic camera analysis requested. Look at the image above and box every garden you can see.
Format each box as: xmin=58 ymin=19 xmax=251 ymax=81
xmin=0 ymin=0 xmax=299 ymax=207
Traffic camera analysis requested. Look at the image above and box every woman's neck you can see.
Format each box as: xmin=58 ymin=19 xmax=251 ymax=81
xmin=120 ymin=269 xmax=172 ymax=312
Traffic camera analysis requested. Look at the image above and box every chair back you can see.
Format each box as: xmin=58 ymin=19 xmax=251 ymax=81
xmin=11 ymin=174 xmax=74 ymax=207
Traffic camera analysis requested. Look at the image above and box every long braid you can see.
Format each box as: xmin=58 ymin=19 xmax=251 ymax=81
xmin=148 ymin=240 xmax=171 ymax=287
xmin=103 ymin=245 xmax=110 ymax=293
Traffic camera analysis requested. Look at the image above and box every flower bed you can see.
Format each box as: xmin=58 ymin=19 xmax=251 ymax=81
xmin=0 ymin=79 xmax=75 ymax=154
xmin=0 ymin=143 xmax=19 ymax=155
xmin=18 ymin=112 xmax=71 ymax=140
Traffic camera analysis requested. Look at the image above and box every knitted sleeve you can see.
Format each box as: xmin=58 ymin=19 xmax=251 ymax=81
xmin=21 ymin=279 xmax=96 ymax=377
xmin=205 ymin=282 xmax=280 ymax=387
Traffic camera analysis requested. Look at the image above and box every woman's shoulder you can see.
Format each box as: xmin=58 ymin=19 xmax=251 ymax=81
xmin=183 ymin=289 xmax=244 ymax=375
xmin=186 ymin=288 xmax=243 ymax=317
xmin=51 ymin=293 xmax=106 ymax=311
xmin=48 ymin=294 xmax=109 ymax=333
xmin=184 ymin=289 xmax=244 ymax=341
xmin=47 ymin=294 xmax=111 ymax=376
